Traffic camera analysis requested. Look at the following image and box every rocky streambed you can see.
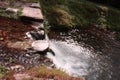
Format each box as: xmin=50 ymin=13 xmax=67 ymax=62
xmin=0 ymin=16 xmax=83 ymax=80
xmin=0 ymin=1 xmax=85 ymax=80
xmin=0 ymin=17 xmax=53 ymax=70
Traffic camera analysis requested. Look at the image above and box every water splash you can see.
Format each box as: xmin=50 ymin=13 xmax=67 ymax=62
xmin=46 ymin=40 xmax=94 ymax=77
xmin=45 ymin=34 xmax=49 ymax=41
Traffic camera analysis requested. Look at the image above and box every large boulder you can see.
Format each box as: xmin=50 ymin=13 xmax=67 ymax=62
xmin=32 ymin=40 xmax=49 ymax=51
xmin=20 ymin=7 xmax=43 ymax=22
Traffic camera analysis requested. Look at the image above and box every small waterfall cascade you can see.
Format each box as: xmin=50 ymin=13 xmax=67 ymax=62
xmin=46 ymin=41 xmax=92 ymax=77
xmin=25 ymin=23 xmax=117 ymax=80
xmin=45 ymin=34 xmax=93 ymax=77
xmin=45 ymin=29 xmax=119 ymax=80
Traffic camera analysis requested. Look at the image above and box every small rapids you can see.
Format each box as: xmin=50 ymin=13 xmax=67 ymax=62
xmin=46 ymin=28 xmax=120 ymax=80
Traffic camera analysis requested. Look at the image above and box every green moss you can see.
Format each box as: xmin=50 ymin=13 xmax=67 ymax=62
xmin=38 ymin=65 xmax=68 ymax=77
xmin=40 ymin=0 xmax=120 ymax=31
xmin=0 ymin=7 xmax=23 ymax=19
xmin=21 ymin=65 xmax=83 ymax=80
xmin=0 ymin=66 xmax=8 ymax=78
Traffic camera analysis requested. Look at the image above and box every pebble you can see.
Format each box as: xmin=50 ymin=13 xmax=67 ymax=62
xmin=0 ymin=37 xmax=4 ymax=41
xmin=10 ymin=65 xmax=25 ymax=71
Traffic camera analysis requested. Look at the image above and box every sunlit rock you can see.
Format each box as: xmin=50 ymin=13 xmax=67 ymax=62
xmin=8 ymin=40 xmax=33 ymax=50
xmin=10 ymin=65 xmax=25 ymax=71
xmin=6 ymin=8 xmax=18 ymax=13
xmin=21 ymin=7 xmax=43 ymax=22
xmin=32 ymin=40 xmax=49 ymax=51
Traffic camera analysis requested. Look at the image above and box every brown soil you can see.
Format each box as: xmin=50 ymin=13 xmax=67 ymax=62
xmin=0 ymin=17 xmax=33 ymax=43
xmin=0 ymin=17 xmax=36 ymax=67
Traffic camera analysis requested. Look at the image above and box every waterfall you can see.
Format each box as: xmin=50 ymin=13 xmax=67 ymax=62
xmin=25 ymin=22 xmax=116 ymax=79
xmin=46 ymin=38 xmax=93 ymax=77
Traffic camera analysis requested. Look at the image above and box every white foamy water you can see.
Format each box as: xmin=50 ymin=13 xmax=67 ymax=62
xmin=47 ymin=40 xmax=94 ymax=77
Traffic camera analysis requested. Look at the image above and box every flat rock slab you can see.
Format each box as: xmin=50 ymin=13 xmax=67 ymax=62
xmin=32 ymin=40 xmax=49 ymax=51
xmin=8 ymin=40 xmax=33 ymax=50
xmin=21 ymin=7 xmax=43 ymax=22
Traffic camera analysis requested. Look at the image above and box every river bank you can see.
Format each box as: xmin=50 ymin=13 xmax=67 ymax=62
xmin=0 ymin=10 xmax=83 ymax=80
xmin=0 ymin=0 xmax=84 ymax=80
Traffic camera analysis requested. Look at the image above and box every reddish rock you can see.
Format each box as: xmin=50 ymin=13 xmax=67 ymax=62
xmin=8 ymin=40 xmax=33 ymax=50
xmin=21 ymin=7 xmax=44 ymax=22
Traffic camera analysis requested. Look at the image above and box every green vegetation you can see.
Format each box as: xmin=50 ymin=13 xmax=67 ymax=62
xmin=0 ymin=7 xmax=22 ymax=19
xmin=40 ymin=0 xmax=120 ymax=31
xmin=23 ymin=65 xmax=83 ymax=80
xmin=0 ymin=66 xmax=8 ymax=78
xmin=2 ymin=65 xmax=83 ymax=80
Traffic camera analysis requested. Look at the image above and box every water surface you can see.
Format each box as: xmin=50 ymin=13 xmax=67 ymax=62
xmin=47 ymin=28 xmax=120 ymax=80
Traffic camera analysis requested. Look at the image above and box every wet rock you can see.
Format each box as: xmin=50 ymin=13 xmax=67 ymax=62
xmin=26 ymin=30 xmax=45 ymax=40
xmin=21 ymin=7 xmax=43 ymax=22
xmin=49 ymin=64 xmax=55 ymax=68
xmin=38 ymin=30 xmax=45 ymax=35
xmin=32 ymin=40 xmax=49 ymax=51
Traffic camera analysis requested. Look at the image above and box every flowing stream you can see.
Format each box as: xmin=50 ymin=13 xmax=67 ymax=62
xmin=45 ymin=28 xmax=120 ymax=80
